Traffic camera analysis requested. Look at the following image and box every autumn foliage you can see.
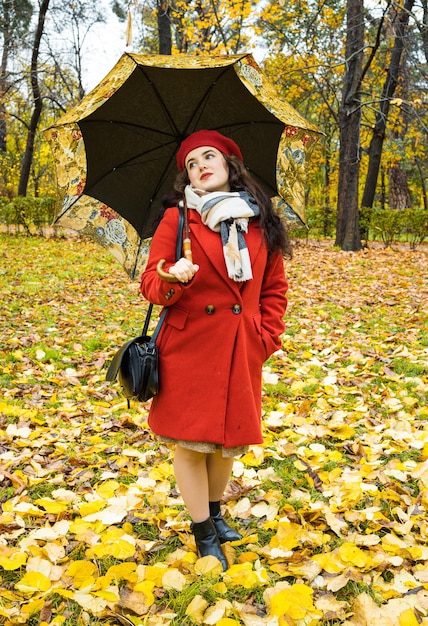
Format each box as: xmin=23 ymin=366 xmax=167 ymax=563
xmin=0 ymin=235 xmax=427 ymax=625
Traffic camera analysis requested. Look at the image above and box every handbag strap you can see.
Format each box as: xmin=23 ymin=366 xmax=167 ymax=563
xmin=142 ymin=206 xmax=185 ymax=336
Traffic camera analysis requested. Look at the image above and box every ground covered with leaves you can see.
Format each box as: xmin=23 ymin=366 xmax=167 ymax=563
xmin=0 ymin=234 xmax=427 ymax=626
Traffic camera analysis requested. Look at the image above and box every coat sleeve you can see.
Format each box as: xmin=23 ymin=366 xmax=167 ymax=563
xmin=259 ymin=251 xmax=288 ymax=359
xmin=140 ymin=207 xmax=188 ymax=306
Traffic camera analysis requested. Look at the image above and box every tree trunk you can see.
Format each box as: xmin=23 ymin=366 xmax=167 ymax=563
xmin=418 ymin=0 xmax=428 ymax=63
xmin=0 ymin=0 xmax=12 ymax=152
xmin=388 ymin=57 xmax=412 ymax=209
xmin=388 ymin=166 xmax=412 ymax=208
xmin=335 ymin=0 xmax=364 ymax=251
xmin=323 ymin=136 xmax=333 ymax=237
xmin=361 ymin=0 xmax=415 ymax=208
xmin=18 ymin=0 xmax=50 ymax=196
xmin=158 ymin=0 xmax=172 ymax=54
xmin=415 ymin=157 xmax=428 ymax=210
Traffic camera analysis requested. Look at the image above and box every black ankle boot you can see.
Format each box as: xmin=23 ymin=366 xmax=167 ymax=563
xmin=191 ymin=518 xmax=228 ymax=571
xmin=210 ymin=511 xmax=243 ymax=543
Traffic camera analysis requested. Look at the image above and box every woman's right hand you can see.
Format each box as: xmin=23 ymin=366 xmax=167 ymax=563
xmin=168 ymin=257 xmax=199 ymax=283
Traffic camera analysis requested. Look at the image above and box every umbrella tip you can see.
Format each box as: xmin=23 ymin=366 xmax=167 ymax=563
xmin=125 ymin=8 xmax=132 ymax=47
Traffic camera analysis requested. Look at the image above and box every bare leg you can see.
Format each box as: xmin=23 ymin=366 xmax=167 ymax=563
xmin=207 ymin=450 xmax=242 ymax=543
xmin=206 ymin=449 xmax=234 ymax=502
xmin=173 ymin=446 xmax=235 ymax=568
xmin=173 ymin=445 xmax=210 ymax=522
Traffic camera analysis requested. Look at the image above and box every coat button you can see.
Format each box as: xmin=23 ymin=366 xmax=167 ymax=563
xmin=232 ymin=304 xmax=242 ymax=314
xmin=206 ymin=305 xmax=216 ymax=315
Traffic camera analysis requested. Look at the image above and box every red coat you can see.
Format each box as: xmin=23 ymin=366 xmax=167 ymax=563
xmin=140 ymin=207 xmax=288 ymax=449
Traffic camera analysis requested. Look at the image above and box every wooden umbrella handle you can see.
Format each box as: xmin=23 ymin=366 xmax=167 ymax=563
xmin=156 ymin=259 xmax=178 ymax=282
xmin=157 ymin=198 xmax=192 ymax=282
xmin=182 ymin=238 xmax=192 ymax=261
xmin=156 ymin=238 xmax=193 ymax=282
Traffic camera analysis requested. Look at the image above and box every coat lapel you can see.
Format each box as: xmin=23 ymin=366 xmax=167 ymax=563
xmin=188 ymin=211 xmax=264 ymax=295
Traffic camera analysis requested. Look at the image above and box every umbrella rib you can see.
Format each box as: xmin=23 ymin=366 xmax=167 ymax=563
xmin=181 ymin=65 xmax=238 ymax=135
xmin=133 ymin=64 xmax=262 ymax=140
xmin=135 ymin=65 xmax=183 ymax=140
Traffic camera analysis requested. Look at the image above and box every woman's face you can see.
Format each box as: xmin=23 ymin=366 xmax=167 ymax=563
xmin=185 ymin=146 xmax=230 ymax=193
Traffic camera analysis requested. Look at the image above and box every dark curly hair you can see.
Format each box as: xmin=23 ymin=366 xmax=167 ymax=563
xmin=157 ymin=154 xmax=292 ymax=259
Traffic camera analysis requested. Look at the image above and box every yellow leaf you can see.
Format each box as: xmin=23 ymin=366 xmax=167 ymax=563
xmin=15 ymin=571 xmax=51 ymax=594
xmin=162 ymin=568 xmax=186 ymax=591
xmin=43 ymin=542 xmax=66 ymax=563
xmin=83 ymin=503 xmax=128 ymax=524
xmin=185 ymin=594 xmax=209 ymax=622
xmin=78 ymin=500 xmax=105 ymax=517
xmin=118 ymin=587 xmax=152 ymax=616
xmin=324 ymin=507 xmax=348 ymax=536
xmin=202 ymin=599 xmax=232 ymax=625
xmin=270 ymin=521 xmax=302 ymax=551
xmin=251 ymin=501 xmax=278 ymax=520
xmin=20 ymin=599 xmax=45 ymax=614
xmin=105 ymin=562 xmax=137 ymax=584
xmin=294 ymin=459 xmax=308 ymax=471
xmin=34 ymin=498 xmax=68 ymax=514
xmin=328 ymin=424 xmax=355 ymax=439
xmin=93 ymin=588 xmax=119 ymax=602
xmin=69 ymin=518 xmax=101 ymax=536
xmin=96 ymin=479 xmax=120 ymax=499
xmin=278 ymin=558 xmax=322 ymax=581
xmin=0 ymin=549 xmax=27 ymax=570
xmin=291 ymin=380 xmax=305 ymax=395
xmin=326 ymin=571 xmax=352 ymax=592
xmin=238 ymin=551 xmax=259 ymax=563
xmin=338 ymin=542 xmax=369 ymax=568
xmin=399 ymin=608 xmax=420 ymax=626
xmin=133 ymin=580 xmax=155 ymax=605
xmin=67 ymin=560 xmax=98 ymax=587
xmin=10 ymin=501 xmax=44 ymax=517
xmin=269 ymin=583 xmax=315 ymax=619
xmin=194 ymin=554 xmax=224 ymax=575
xmin=139 ymin=564 xmax=168 ymax=585
xmin=315 ymin=593 xmax=348 ymax=619
xmin=122 ymin=521 xmax=134 ymax=535
xmin=182 ymin=551 xmax=197 ymax=565
xmin=55 ymin=588 xmax=74 ymax=599
xmin=224 ymin=562 xmax=265 ymax=589
xmin=91 ymin=538 xmax=135 ymax=560
xmin=72 ymin=591 xmax=108 ymax=614
xmin=149 ymin=461 xmax=174 ymax=480
xmin=239 ymin=449 xmax=264 ymax=466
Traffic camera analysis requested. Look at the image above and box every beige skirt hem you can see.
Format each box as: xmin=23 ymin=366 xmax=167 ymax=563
xmin=157 ymin=436 xmax=248 ymax=458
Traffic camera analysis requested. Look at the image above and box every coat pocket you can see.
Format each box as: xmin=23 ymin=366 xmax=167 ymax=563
xmin=252 ymin=313 xmax=268 ymax=361
xmin=158 ymin=306 xmax=188 ymax=353
xmin=166 ymin=306 xmax=188 ymax=330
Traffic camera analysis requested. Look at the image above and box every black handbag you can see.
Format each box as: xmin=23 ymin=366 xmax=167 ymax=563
xmin=106 ymin=207 xmax=184 ymax=403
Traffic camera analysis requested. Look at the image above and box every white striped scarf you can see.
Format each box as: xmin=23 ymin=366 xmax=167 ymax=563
xmin=184 ymin=185 xmax=259 ymax=282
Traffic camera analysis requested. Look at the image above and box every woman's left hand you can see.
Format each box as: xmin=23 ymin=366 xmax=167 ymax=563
xmin=168 ymin=257 xmax=199 ymax=283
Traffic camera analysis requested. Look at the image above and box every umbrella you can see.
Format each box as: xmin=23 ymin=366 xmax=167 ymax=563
xmin=45 ymin=52 xmax=322 ymax=280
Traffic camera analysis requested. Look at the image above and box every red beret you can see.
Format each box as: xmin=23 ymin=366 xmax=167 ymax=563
xmin=176 ymin=130 xmax=243 ymax=171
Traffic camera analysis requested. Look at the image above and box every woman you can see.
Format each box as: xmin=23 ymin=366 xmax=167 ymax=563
xmin=140 ymin=130 xmax=290 ymax=570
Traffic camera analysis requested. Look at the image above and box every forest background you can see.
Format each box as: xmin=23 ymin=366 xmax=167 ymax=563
xmin=0 ymin=0 xmax=427 ymax=249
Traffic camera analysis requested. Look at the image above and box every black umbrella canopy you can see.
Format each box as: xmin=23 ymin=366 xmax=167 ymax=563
xmin=45 ymin=53 xmax=322 ymax=279
xmin=79 ymin=60 xmax=284 ymax=240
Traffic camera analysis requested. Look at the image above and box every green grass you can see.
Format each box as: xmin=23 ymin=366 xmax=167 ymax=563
xmin=391 ymin=358 xmax=427 ymax=377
